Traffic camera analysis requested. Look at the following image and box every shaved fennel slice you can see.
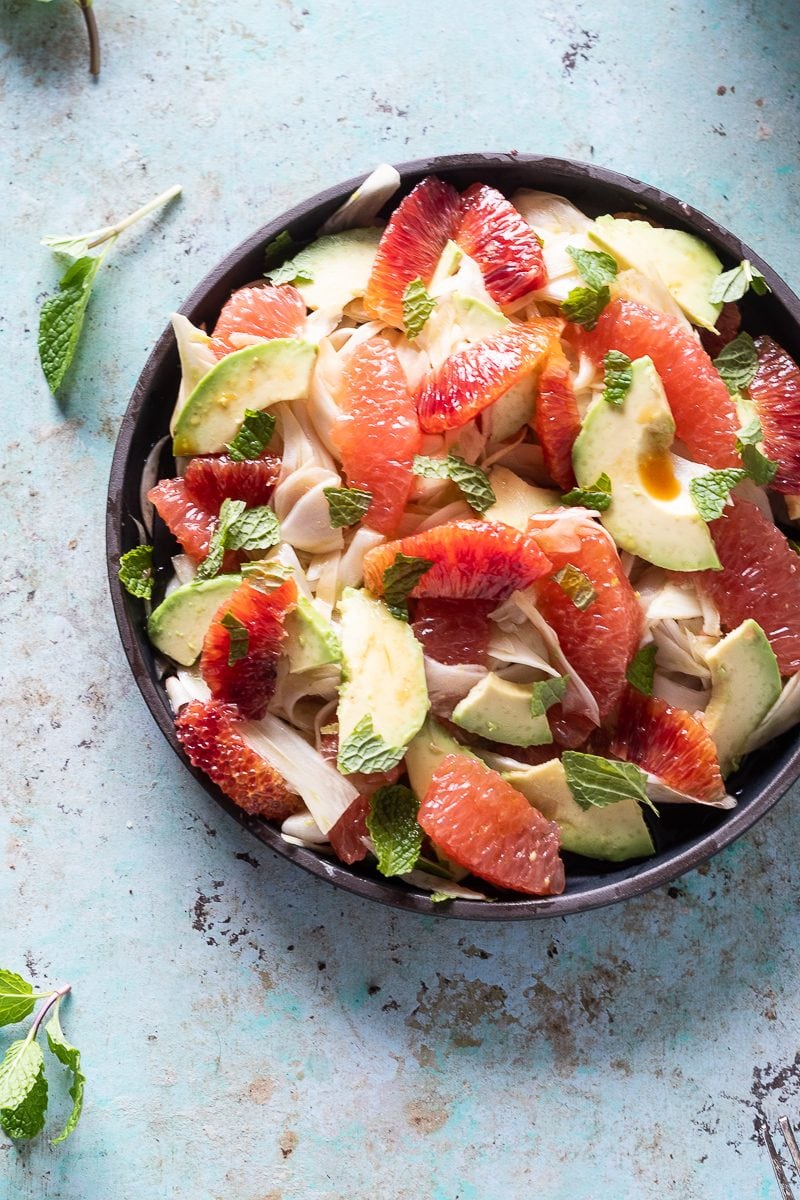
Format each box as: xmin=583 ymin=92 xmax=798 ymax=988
xmin=170 ymin=313 xmax=217 ymax=433
xmin=646 ymin=775 xmax=736 ymax=810
xmin=511 ymin=189 xmax=594 ymax=236
xmin=319 ymin=164 xmax=400 ymax=235
xmin=640 ymin=573 xmax=704 ymax=624
xmin=487 ymin=627 xmax=560 ymax=677
xmin=612 ymin=269 xmax=691 ymax=330
xmin=303 ymin=306 xmax=343 ymax=345
xmin=339 ymin=526 xmax=385 ymax=590
xmin=308 ymin=337 xmax=343 ymax=455
xmin=510 ymin=589 xmax=601 ymax=726
xmin=746 ymin=673 xmax=800 ymax=753
xmin=171 ymin=554 xmax=196 ymax=586
xmin=424 ymin=657 xmax=486 ymax=716
xmin=652 ymin=671 xmax=710 ymax=713
xmin=429 ymin=247 xmax=497 ymax=309
xmin=650 ymin=619 xmax=712 ymax=681
xmin=139 ymin=435 xmax=170 ymax=537
xmin=306 ymin=548 xmax=341 ymax=613
xmin=281 ymin=809 xmax=330 ymax=845
xmin=401 ymin=868 xmax=488 ymax=901
xmin=735 ymin=478 xmax=772 ymax=520
xmin=336 ymin=319 xmax=387 ymax=359
xmin=277 ymin=467 xmax=344 ymax=554
xmin=388 ymin=330 xmax=431 ymax=390
xmin=271 ymin=659 xmax=340 ymax=731
xmin=413 ymin=500 xmax=473 ymax=533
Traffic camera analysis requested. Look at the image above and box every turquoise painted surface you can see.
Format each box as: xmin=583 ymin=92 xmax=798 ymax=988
xmin=1 ymin=0 xmax=799 ymax=1196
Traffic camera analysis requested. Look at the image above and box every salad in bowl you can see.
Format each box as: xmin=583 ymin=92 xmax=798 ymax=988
xmin=118 ymin=162 xmax=800 ymax=904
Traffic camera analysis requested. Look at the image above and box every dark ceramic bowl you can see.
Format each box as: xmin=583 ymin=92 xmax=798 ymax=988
xmin=107 ymin=152 xmax=800 ymax=920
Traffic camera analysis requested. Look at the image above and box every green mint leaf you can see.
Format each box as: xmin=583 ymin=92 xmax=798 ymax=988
xmin=226 ymin=505 xmax=281 ymax=553
xmin=709 ymin=259 xmax=771 ymax=304
xmin=263 ymin=229 xmax=300 ymax=270
xmin=45 ymin=1002 xmax=85 ymax=1145
xmin=402 ymin=278 xmax=436 ymax=340
xmin=366 ymin=785 xmax=423 ymax=876
xmin=225 ymin=409 xmax=276 ymax=461
xmin=736 ymin=415 xmax=762 ymax=446
xmin=429 ymin=892 xmax=454 ymax=903
xmin=561 ymin=284 xmax=610 ymax=330
xmin=566 ymin=246 xmax=619 ymax=289
xmin=0 ymin=971 xmax=37 ymax=1028
xmin=561 ymin=473 xmax=612 ymax=512
xmin=713 ymin=332 xmax=758 ymax=395
xmin=0 ymin=1040 xmax=48 ymax=1141
xmin=265 ymin=235 xmax=314 ymax=287
xmin=337 ymin=715 xmax=406 ymax=774
xmin=381 ymin=553 xmax=434 ymax=621
xmin=446 ymin=455 xmax=496 ymax=515
xmin=689 ymin=468 xmax=747 ymax=522
xmin=554 ymin=563 xmax=596 ymax=611
xmin=323 ymin=486 xmax=373 ymax=529
xmin=602 ymin=350 xmax=633 ymax=407
xmin=118 ymin=544 xmax=155 ymax=600
xmin=195 ymin=499 xmax=246 ymax=581
xmin=562 ymin=751 xmax=650 ymax=812
xmin=220 ymin=611 xmax=249 ymax=665
xmin=735 ymin=418 xmax=778 ymax=486
xmin=38 ymin=254 xmax=103 ymax=394
xmin=626 ymin=645 xmax=658 ymax=695
xmin=529 ymin=674 xmax=569 ymax=719
xmin=412 ymin=455 xmax=451 ymax=480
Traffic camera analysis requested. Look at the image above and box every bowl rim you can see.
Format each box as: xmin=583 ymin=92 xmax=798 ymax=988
xmin=106 ymin=151 xmax=800 ymax=921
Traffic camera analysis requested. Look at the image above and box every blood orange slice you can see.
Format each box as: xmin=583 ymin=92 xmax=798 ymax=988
xmin=748 ymin=335 xmax=800 ymax=494
xmin=456 ymin=182 xmax=547 ymax=306
xmin=175 ymin=699 xmax=300 ymax=819
xmin=331 ymin=339 xmax=421 ymax=536
xmin=532 ymin=341 xmax=581 ymax=490
xmin=416 ymin=318 xmax=560 ymax=433
xmin=699 ymin=301 xmax=741 ymax=356
xmin=576 ymin=297 xmax=740 ymax=467
xmin=327 ymin=794 xmax=370 ymax=865
xmin=363 ymin=520 xmax=552 ymax=602
xmin=612 ymin=686 xmax=725 ymax=801
xmin=210 ymin=284 xmax=306 ymax=357
xmin=149 ymin=477 xmax=216 ymax=562
xmin=411 ymin=598 xmax=494 ymax=665
xmin=184 ymin=453 xmax=281 ymax=512
xmin=200 ymin=578 xmax=297 ymax=719
xmin=693 ymin=497 xmax=800 ymax=674
xmin=364 ymin=175 xmax=461 ymax=326
xmin=418 ymin=754 xmax=565 ymax=895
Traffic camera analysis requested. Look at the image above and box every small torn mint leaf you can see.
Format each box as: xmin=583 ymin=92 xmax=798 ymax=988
xmin=561 ymin=284 xmax=611 ymax=330
xmin=196 ymin=499 xmax=246 ymax=581
xmin=412 ymin=455 xmax=451 ymax=480
xmin=690 ymin=468 xmax=747 ymax=522
xmin=337 ymin=715 xmax=406 ymax=775
xmin=602 ymin=350 xmax=633 ymax=407
xmin=561 ymin=473 xmax=612 ymax=512
xmin=263 ymin=230 xmax=300 ymax=270
xmin=381 ymin=554 xmax=434 ymax=621
xmin=735 ymin=418 xmax=778 ymax=486
xmin=626 ymin=644 xmax=658 ymax=696
xmin=226 ymin=505 xmax=281 ymax=553
xmin=713 ymin=332 xmax=758 ymax=395
xmin=446 ymin=456 xmax=496 ymax=515
xmin=529 ymin=674 xmax=569 ymax=719
xmin=220 ymin=611 xmax=249 ymax=665
xmin=323 ymin=486 xmax=373 ymax=529
xmin=225 ymin=409 xmax=276 ymax=461
xmin=118 ymin=544 xmax=155 ymax=600
xmin=402 ymin=278 xmax=436 ymax=340
xmin=562 ymin=751 xmax=651 ymax=813
xmin=554 ymin=563 xmax=596 ymax=611
xmin=709 ymin=259 xmax=771 ymax=304
xmin=366 ymin=784 xmax=423 ymax=877
xmin=566 ymin=246 xmax=619 ymax=290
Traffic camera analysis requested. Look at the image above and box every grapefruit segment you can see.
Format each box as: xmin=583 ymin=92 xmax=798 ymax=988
xmin=184 ymin=453 xmax=281 ymax=512
xmin=456 ymin=182 xmax=547 ymax=305
xmin=748 ymin=335 xmax=800 ymax=494
xmin=532 ymin=341 xmax=581 ymax=490
xmin=210 ymin=284 xmax=306 ymax=357
xmin=611 ymin=686 xmax=725 ymax=801
xmin=149 ymin=477 xmax=217 ymax=563
xmin=327 ymin=794 xmax=370 ymax=865
xmin=411 ymin=598 xmax=494 ymax=665
xmin=418 ymin=753 xmax=565 ymax=895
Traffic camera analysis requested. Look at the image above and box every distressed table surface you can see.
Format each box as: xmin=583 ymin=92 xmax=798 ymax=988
xmin=2 ymin=1 xmax=799 ymax=1196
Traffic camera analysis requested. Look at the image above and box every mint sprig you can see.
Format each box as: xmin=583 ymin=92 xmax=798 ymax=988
xmin=381 ymin=553 xmax=434 ymax=621
xmin=713 ymin=332 xmax=758 ymax=395
xmin=323 ymin=486 xmax=373 ymax=529
xmin=413 ymin=454 xmax=496 ymax=514
xmin=735 ymin=417 xmax=778 ymax=486
xmin=690 ymin=468 xmax=746 ymax=522
xmin=196 ymin=499 xmax=246 ymax=581
xmin=220 ymin=611 xmax=250 ymax=665
xmin=554 ymin=563 xmax=596 ymax=610
xmin=602 ymin=350 xmax=633 ymax=407
xmin=402 ymin=278 xmax=436 ymax=340
xmin=561 ymin=473 xmax=612 ymax=512
xmin=225 ymin=410 xmax=276 ymax=461
xmin=562 ymin=751 xmax=655 ymax=813
xmin=118 ymin=544 xmax=155 ymax=600
xmin=366 ymin=785 xmax=423 ymax=876
xmin=626 ymin=645 xmax=658 ymax=696
xmin=337 ymin=715 xmax=406 ymax=774
xmin=709 ymin=259 xmax=771 ymax=304
xmin=530 ymin=674 xmax=569 ymax=719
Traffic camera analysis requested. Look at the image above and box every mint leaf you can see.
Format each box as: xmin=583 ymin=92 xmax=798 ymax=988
xmin=0 ymin=971 xmax=37 ymax=1028
xmin=561 ymin=473 xmax=612 ymax=512
xmin=45 ymin=1003 xmax=85 ymax=1145
xmin=561 ymin=284 xmax=611 ymax=330
xmin=402 ymin=278 xmax=436 ymax=340
xmin=227 ymin=505 xmax=281 ymax=553
xmin=268 ymin=262 xmax=314 ymax=286
xmin=220 ymin=611 xmax=249 ymax=665
xmin=735 ymin=418 xmax=778 ymax=486
xmin=529 ymin=674 xmax=569 ymax=719
xmin=690 ymin=468 xmax=747 ymax=522
xmin=366 ymin=785 xmax=423 ymax=876
xmin=709 ymin=259 xmax=771 ymax=304
xmin=263 ymin=229 xmax=299 ymax=270
xmin=412 ymin=455 xmax=451 ymax=480
xmin=562 ymin=751 xmax=650 ymax=812
xmin=602 ymin=350 xmax=633 ymax=407
xmin=323 ymin=486 xmax=373 ymax=529
xmin=554 ymin=563 xmax=596 ymax=610
xmin=225 ymin=409 xmax=276 ymax=461
xmin=0 ymin=1040 xmax=48 ymax=1140
xmin=566 ymin=246 xmax=619 ymax=289
xmin=626 ymin=645 xmax=657 ymax=695
xmin=713 ymin=332 xmax=758 ymax=395
xmin=429 ymin=892 xmax=454 ymax=903
xmin=38 ymin=254 xmax=103 ymax=394
xmin=381 ymin=553 xmax=433 ymax=621
xmin=446 ymin=456 xmax=496 ymax=515
xmin=337 ymin=715 xmax=406 ymax=774
xmin=196 ymin=498 xmax=246 ymax=581
xmin=118 ymin=544 xmax=155 ymax=600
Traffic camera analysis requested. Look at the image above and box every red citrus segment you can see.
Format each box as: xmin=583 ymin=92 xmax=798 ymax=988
xmin=533 ymin=518 xmax=643 ymax=720
xmin=411 ymin=598 xmax=494 ymax=665
xmin=533 ymin=341 xmax=581 ymax=490
xmin=748 ymin=335 xmax=800 ymax=494
xmin=364 ymin=176 xmax=461 ymax=326
xmin=148 ymin=477 xmax=217 ymax=562
xmin=699 ymin=301 xmax=741 ymax=356
xmin=200 ymin=578 xmax=297 ymax=719
xmin=416 ymin=319 xmax=560 ymax=433
xmin=327 ymin=794 xmax=370 ymax=865
xmin=210 ymin=284 xmax=306 ymax=357
xmin=418 ymin=754 xmax=565 ymax=896
xmin=363 ymin=520 xmax=552 ymax=602
xmin=693 ymin=498 xmax=800 ymax=674
xmin=184 ymin=453 xmax=281 ymax=513
xmin=576 ymin=298 xmax=740 ymax=467
xmin=456 ymin=183 xmax=547 ymax=306
xmin=612 ymin=686 xmax=725 ymax=801
xmin=331 ymin=339 xmax=421 ymax=536
xmin=175 ymin=699 xmax=300 ymax=820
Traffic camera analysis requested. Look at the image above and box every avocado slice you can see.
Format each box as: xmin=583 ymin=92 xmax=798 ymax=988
xmin=405 ymin=716 xmax=478 ymax=800
xmin=504 ymin=759 xmax=655 ymax=862
xmin=703 ymin=619 xmax=781 ymax=775
xmin=148 ymin=575 xmax=242 ymax=666
xmin=572 ymin=356 xmax=721 ymax=571
xmin=452 ymin=293 xmax=508 ymax=341
xmin=173 ymin=338 xmax=316 ymax=456
xmin=272 ymin=227 xmax=382 ymax=312
xmin=452 ymin=672 xmax=552 ymax=747
xmin=337 ymin=588 xmax=429 ymax=769
xmin=485 ymin=466 xmax=559 ymax=531
xmin=589 ymin=215 xmax=723 ymax=332
xmin=285 ymin=594 xmax=342 ymax=674
xmin=486 ymin=376 xmax=535 ymax=442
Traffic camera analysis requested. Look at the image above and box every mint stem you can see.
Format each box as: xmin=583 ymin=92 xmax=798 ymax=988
xmin=29 ymin=985 xmax=71 ymax=1042
xmin=78 ymin=1 xmax=100 ymax=77
xmin=86 ymin=184 xmax=182 ymax=250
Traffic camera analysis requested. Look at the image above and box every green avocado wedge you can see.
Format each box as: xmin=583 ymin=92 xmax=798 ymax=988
xmin=148 ymin=575 xmax=243 ymax=666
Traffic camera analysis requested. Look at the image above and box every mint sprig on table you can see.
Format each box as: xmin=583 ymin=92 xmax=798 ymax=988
xmin=36 ymin=0 xmax=101 ymax=77
xmin=0 ymin=968 xmax=84 ymax=1144
xmin=39 ymin=184 xmax=181 ymax=395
